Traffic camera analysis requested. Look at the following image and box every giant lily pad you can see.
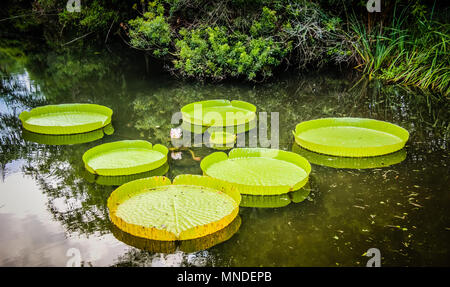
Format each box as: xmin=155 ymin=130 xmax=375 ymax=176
xmin=107 ymin=175 xmax=241 ymax=241
xmin=292 ymin=118 xmax=409 ymax=157
xmin=201 ymin=148 xmax=311 ymax=195
xmin=82 ymin=140 xmax=168 ymax=176
xmin=181 ymin=100 xmax=256 ymax=127
xmin=111 ymin=215 xmax=241 ymax=253
xmin=208 ymin=131 xmax=236 ymax=150
xmin=19 ymin=103 xmax=113 ymax=135
xmin=292 ymin=143 xmax=406 ymax=169
xmin=22 ymin=124 xmax=114 ymax=145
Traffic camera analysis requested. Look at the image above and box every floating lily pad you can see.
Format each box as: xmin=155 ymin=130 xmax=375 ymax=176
xmin=201 ymin=148 xmax=311 ymax=195
xmin=181 ymin=100 xmax=256 ymax=127
xmin=84 ymin=162 xmax=169 ymax=186
xmin=208 ymin=131 xmax=236 ymax=150
xmin=111 ymin=215 xmax=241 ymax=253
xmin=292 ymin=143 xmax=407 ymax=169
xmin=292 ymin=118 xmax=409 ymax=157
xmin=209 ymin=131 xmax=236 ymax=145
xmin=107 ymin=175 xmax=241 ymax=241
xmin=175 ymin=120 xmax=257 ymax=149
xmin=82 ymin=140 xmax=168 ymax=176
xmin=19 ymin=103 xmax=113 ymax=135
xmin=22 ymin=124 xmax=114 ymax=145
xmin=240 ymin=182 xmax=311 ymax=208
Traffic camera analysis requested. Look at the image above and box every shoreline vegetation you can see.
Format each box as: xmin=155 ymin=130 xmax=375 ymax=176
xmin=1 ymin=0 xmax=449 ymax=96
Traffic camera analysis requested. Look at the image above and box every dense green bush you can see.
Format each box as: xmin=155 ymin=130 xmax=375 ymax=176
xmin=128 ymin=3 xmax=171 ymax=58
xmin=173 ymin=26 xmax=287 ymax=80
xmin=127 ymin=0 xmax=349 ymax=81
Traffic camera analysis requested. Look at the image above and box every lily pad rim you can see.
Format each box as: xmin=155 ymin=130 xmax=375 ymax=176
xmin=292 ymin=117 xmax=410 ymax=157
xmin=19 ymin=103 xmax=113 ymax=135
xmin=181 ymin=99 xmax=257 ymax=127
xmin=82 ymin=140 xmax=169 ymax=176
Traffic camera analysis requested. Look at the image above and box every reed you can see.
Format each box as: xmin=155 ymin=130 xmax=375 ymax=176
xmin=349 ymin=5 xmax=449 ymax=96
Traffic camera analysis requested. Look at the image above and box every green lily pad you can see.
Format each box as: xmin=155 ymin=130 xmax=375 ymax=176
xmin=111 ymin=215 xmax=241 ymax=253
xmin=107 ymin=175 xmax=241 ymax=241
xmin=208 ymin=131 xmax=236 ymax=150
xmin=82 ymin=140 xmax=168 ymax=176
xmin=292 ymin=118 xmax=409 ymax=157
xmin=19 ymin=103 xmax=113 ymax=135
xmin=209 ymin=131 xmax=236 ymax=145
xmin=292 ymin=143 xmax=407 ymax=169
xmin=22 ymin=124 xmax=114 ymax=145
xmin=201 ymin=148 xmax=311 ymax=195
xmin=181 ymin=100 xmax=256 ymax=127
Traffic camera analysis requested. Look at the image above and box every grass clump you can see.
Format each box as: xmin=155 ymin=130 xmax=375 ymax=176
xmin=349 ymin=4 xmax=449 ymax=96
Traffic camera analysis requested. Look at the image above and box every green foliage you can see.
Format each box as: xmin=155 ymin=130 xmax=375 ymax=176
xmin=126 ymin=1 xmax=345 ymax=80
xmin=57 ymin=0 xmax=117 ymax=32
xmin=173 ymin=26 xmax=287 ymax=80
xmin=250 ymin=7 xmax=277 ymax=36
xmin=349 ymin=7 xmax=450 ymax=96
xmin=128 ymin=2 xmax=172 ymax=57
xmin=278 ymin=1 xmax=350 ymax=68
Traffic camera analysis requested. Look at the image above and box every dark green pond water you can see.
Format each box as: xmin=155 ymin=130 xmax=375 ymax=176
xmin=1 ymin=44 xmax=449 ymax=266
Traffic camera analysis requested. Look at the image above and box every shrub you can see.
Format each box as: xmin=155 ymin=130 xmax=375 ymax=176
xmin=127 ymin=1 xmax=346 ymax=81
xmin=173 ymin=26 xmax=287 ymax=80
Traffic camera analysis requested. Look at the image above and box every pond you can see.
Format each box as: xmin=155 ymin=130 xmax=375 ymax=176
xmin=0 ymin=43 xmax=449 ymax=266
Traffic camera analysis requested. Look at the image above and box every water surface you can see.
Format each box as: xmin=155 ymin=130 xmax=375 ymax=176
xmin=0 ymin=44 xmax=449 ymax=266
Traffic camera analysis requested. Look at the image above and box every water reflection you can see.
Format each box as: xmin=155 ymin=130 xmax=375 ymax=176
xmin=292 ymin=144 xmax=407 ymax=169
xmin=240 ymin=183 xmax=311 ymax=208
xmin=21 ymin=124 xmax=115 ymax=145
xmin=111 ymin=216 xmax=241 ymax=254
xmin=83 ymin=162 xmax=169 ymax=186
